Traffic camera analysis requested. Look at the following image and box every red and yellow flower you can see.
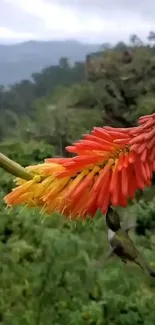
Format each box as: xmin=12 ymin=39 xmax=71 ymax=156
xmin=4 ymin=113 xmax=155 ymax=219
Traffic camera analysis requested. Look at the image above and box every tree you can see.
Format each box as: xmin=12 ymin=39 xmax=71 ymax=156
xmin=114 ymin=41 xmax=127 ymax=50
xmin=148 ymin=30 xmax=155 ymax=45
xmin=100 ymin=42 xmax=111 ymax=51
xmin=59 ymin=57 xmax=70 ymax=68
xmin=130 ymin=34 xmax=143 ymax=47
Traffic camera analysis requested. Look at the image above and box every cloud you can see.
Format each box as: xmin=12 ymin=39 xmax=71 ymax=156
xmin=44 ymin=0 xmax=155 ymax=20
xmin=1 ymin=0 xmax=155 ymax=43
xmin=0 ymin=27 xmax=34 ymax=40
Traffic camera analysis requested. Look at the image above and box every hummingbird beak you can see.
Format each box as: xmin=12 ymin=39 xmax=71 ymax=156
xmin=107 ymin=206 xmax=113 ymax=213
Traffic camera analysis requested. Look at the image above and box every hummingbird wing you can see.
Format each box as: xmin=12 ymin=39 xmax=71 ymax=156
xmin=92 ymin=229 xmax=137 ymax=269
xmin=111 ymin=230 xmax=138 ymax=261
xmin=90 ymin=248 xmax=115 ymax=269
xmin=121 ymin=218 xmax=136 ymax=233
xmin=113 ymin=231 xmax=155 ymax=277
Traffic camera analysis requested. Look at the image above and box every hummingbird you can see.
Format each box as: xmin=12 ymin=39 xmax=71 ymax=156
xmin=106 ymin=206 xmax=155 ymax=277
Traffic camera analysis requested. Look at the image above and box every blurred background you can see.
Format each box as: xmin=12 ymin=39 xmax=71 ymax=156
xmin=1 ymin=1 xmax=155 ymax=324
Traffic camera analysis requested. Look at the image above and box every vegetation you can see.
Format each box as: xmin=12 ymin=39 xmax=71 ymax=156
xmin=1 ymin=32 xmax=155 ymax=324
xmin=0 ymin=40 xmax=99 ymax=85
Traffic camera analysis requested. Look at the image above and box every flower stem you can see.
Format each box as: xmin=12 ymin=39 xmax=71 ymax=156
xmin=0 ymin=152 xmax=33 ymax=181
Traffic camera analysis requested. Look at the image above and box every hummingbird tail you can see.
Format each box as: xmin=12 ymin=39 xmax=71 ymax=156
xmin=135 ymin=256 xmax=155 ymax=278
xmin=148 ymin=269 xmax=155 ymax=278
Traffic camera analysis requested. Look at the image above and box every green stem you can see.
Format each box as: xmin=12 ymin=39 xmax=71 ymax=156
xmin=0 ymin=152 xmax=33 ymax=181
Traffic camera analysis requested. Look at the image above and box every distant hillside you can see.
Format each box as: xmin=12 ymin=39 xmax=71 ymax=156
xmin=0 ymin=40 xmax=100 ymax=85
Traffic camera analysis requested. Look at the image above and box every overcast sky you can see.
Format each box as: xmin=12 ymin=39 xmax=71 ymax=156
xmin=0 ymin=0 xmax=155 ymax=44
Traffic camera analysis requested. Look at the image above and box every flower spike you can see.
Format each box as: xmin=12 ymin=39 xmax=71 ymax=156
xmin=3 ymin=112 xmax=155 ymax=219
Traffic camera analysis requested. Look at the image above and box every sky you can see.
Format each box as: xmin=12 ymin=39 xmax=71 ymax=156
xmin=0 ymin=0 xmax=155 ymax=44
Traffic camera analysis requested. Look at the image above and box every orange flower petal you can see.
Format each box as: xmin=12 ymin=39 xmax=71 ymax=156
xmin=97 ymin=168 xmax=111 ymax=209
xmin=121 ymin=167 xmax=128 ymax=198
xmin=92 ymin=127 xmax=113 ymax=141
xmin=128 ymin=164 xmax=137 ymax=199
xmin=4 ymin=112 xmax=155 ymax=219
xmin=140 ymin=148 xmax=147 ymax=163
xmin=129 ymin=133 xmax=146 ymax=145
xmin=111 ymin=170 xmax=121 ymax=206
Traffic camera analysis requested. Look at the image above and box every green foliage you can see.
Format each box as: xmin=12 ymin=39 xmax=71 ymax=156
xmin=134 ymin=199 xmax=155 ymax=235
xmin=0 ymin=140 xmax=54 ymax=166
xmin=1 ymin=32 xmax=155 ymax=324
xmin=1 ymin=32 xmax=155 ymax=147
xmin=1 ymin=150 xmax=155 ymax=325
xmin=1 ymin=191 xmax=155 ymax=324
xmin=0 ymin=140 xmax=54 ymax=193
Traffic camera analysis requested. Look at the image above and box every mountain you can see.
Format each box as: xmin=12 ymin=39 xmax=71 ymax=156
xmin=0 ymin=40 xmax=100 ymax=85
